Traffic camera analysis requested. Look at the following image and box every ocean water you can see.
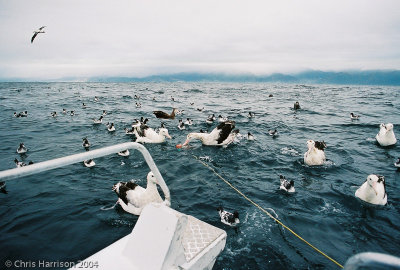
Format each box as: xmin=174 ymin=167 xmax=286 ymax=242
xmin=0 ymin=82 xmax=399 ymax=269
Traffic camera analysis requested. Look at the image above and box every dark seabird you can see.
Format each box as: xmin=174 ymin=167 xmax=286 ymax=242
xmin=31 ymin=26 xmax=46 ymax=43
xmin=279 ymin=175 xmax=295 ymax=193
xmin=294 ymin=101 xmax=301 ymax=110
xmin=153 ymin=108 xmax=178 ymax=119
xmin=394 ymin=158 xmax=400 ymax=168
xmin=217 ymin=207 xmax=240 ymax=226
xmin=0 ymin=181 xmax=7 ymax=194
xmin=350 ymin=112 xmax=360 ymax=120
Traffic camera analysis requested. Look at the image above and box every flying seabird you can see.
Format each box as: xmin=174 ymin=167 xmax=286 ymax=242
xmin=31 ymin=26 xmax=46 ymax=43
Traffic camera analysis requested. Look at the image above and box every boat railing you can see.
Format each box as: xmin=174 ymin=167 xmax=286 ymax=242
xmin=0 ymin=142 xmax=170 ymax=205
xmin=343 ymin=252 xmax=400 ymax=270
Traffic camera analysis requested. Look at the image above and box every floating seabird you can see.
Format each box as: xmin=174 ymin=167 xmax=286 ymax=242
xmin=350 ymin=113 xmax=360 ymax=120
xmin=0 ymin=181 xmax=7 ymax=194
xmin=118 ymin=150 xmax=130 ymax=157
xmin=31 ymin=26 xmax=46 ymax=43
xmin=206 ymin=114 xmax=216 ymax=124
xmin=178 ymin=120 xmax=185 ymax=130
xmin=304 ymin=140 xmax=326 ymax=166
xmin=247 ymin=112 xmax=255 ymax=118
xmin=394 ymin=158 xmax=400 ymax=168
xmin=181 ymin=121 xmax=238 ymax=147
xmin=279 ymin=175 xmax=295 ymax=193
xmin=294 ymin=102 xmax=301 ymax=110
xmin=247 ymin=132 xmax=255 ymax=141
xmin=107 ymin=122 xmax=115 ymax=132
xmin=82 ymin=138 xmax=90 ymax=149
xmin=84 ymin=159 xmax=96 ymax=168
xmin=184 ymin=118 xmax=193 ymax=126
xmin=218 ymin=115 xmax=228 ymax=123
xmin=93 ymin=116 xmax=103 ymax=124
xmin=17 ymin=143 xmax=27 ymax=154
xmin=376 ymin=123 xmax=397 ymax=147
xmin=269 ymin=129 xmax=278 ymax=137
xmin=153 ymin=108 xmax=179 ymax=119
xmin=355 ymin=174 xmax=387 ymax=205
xmin=14 ymin=158 xmax=26 ymax=168
xmin=217 ymin=207 xmax=240 ymax=227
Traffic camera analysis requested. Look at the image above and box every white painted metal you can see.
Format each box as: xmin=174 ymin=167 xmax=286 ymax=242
xmin=344 ymin=252 xmax=400 ymax=270
xmin=0 ymin=142 xmax=170 ymax=205
xmin=75 ymin=203 xmax=227 ymax=270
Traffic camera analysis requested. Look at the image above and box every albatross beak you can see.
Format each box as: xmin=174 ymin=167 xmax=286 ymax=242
xmin=182 ymin=139 xmax=190 ymax=147
xmin=166 ymin=134 xmax=172 ymax=139
xmin=372 ymin=182 xmax=378 ymax=195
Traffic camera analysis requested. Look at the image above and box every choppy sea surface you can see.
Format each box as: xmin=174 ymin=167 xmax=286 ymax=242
xmin=0 ymin=82 xmax=399 ymax=269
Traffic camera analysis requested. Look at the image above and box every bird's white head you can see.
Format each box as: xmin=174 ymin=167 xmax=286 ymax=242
xmin=366 ymin=174 xmax=385 ymax=195
xmin=147 ymin=171 xmax=159 ymax=185
xmin=159 ymin=128 xmax=172 ymax=139
xmin=385 ymin=123 xmax=394 ymax=131
xmin=307 ymin=140 xmax=315 ymax=149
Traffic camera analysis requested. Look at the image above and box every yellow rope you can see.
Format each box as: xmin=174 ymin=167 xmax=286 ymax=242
xmin=193 ymin=155 xmax=344 ymax=269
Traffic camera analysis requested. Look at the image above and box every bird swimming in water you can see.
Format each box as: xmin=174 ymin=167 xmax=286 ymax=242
xmin=247 ymin=112 xmax=255 ymax=118
xmin=177 ymin=120 xmax=185 ymax=130
xmin=247 ymin=132 xmax=255 ymax=141
xmin=51 ymin=111 xmax=57 ymax=118
xmin=14 ymin=158 xmax=26 ymax=168
xmin=70 ymin=111 xmax=75 ymax=116
xmin=17 ymin=143 xmax=28 ymax=154
xmin=107 ymin=123 xmax=115 ymax=132
xmin=217 ymin=207 xmax=240 ymax=227
xmin=181 ymin=121 xmax=238 ymax=147
xmin=218 ymin=115 xmax=228 ymax=123
xmin=82 ymin=138 xmax=90 ymax=149
xmin=206 ymin=114 xmax=216 ymax=124
xmin=376 ymin=123 xmax=397 ymax=147
xmin=294 ymin=101 xmax=301 ymax=110
xmin=350 ymin=112 xmax=360 ymax=120
xmin=0 ymin=181 xmax=7 ymax=194
xmin=394 ymin=158 xmax=400 ymax=168
xmin=31 ymin=26 xmax=46 ymax=43
xmin=304 ymin=140 xmax=327 ymax=166
xmin=355 ymin=174 xmax=387 ymax=205
xmin=62 ymin=109 xmax=67 ymax=114
xmin=84 ymin=159 xmax=95 ymax=168
xmin=279 ymin=175 xmax=295 ymax=193
xmin=118 ymin=150 xmax=130 ymax=157
xmin=184 ymin=118 xmax=193 ymax=125
xmin=153 ymin=108 xmax=179 ymax=120
xmin=93 ymin=116 xmax=103 ymax=124
xmin=269 ymin=129 xmax=278 ymax=137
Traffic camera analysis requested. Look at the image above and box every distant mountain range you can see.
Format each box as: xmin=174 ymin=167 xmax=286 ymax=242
xmin=89 ymin=70 xmax=400 ymax=85
xmin=1 ymin=70 xmax=400 ymax=85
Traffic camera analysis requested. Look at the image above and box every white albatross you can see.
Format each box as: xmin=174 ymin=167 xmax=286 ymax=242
xmin=181 ymin=121 xmax=239 ymax=147
xmin=31 ymin=26 xmax=46 ymax=43
xmin=376 ymin=123 xmax=397 ymax=147
xmin=355 ymin=174 xmax=387 ymax=205
xmin=304 ymin=140 xmax=326 ymax=166
xmin=134 ymin=123 xmax=172 ymax=143
xmin=113 ymin=172 xmax=166 ymax=215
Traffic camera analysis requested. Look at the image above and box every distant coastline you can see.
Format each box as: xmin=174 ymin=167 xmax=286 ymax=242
xmin=1 ymin=70 xmax=400 ymax=85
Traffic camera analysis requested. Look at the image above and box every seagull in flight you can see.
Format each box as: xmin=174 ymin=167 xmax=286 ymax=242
xmin=31 ymin=26 xmax=46 ymax=43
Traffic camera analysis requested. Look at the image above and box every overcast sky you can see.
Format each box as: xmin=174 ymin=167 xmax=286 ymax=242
xmin=0 ymin=0 xmax=399 ymax=79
